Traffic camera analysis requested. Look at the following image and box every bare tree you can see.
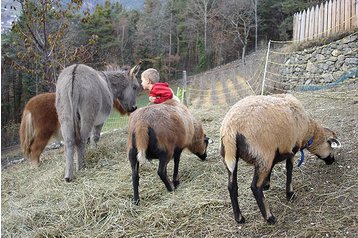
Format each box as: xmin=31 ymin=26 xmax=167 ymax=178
xmin=219 ymin=0 xmax=255 ymax=62
xmin=187 ymin=0 xmax=217 ymax=53
xmin=251 ymin=0 xmax=259 ymax=51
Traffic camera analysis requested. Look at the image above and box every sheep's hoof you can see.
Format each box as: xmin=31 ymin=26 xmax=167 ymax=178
xmin=235 ymin=215 xmax=246 ymax=224
xmin=263 ymin=183 xmax=270 ymax=191
xmin=267 ymin=216 xmax=277 ymax=225
xmin=286 ymin=192 xmax=296 ymax=201
xmin=166 ymin=184 xmax=174 ymax=192
xmin=133 ymin=200 xmax=140 ymax=206
xmin=173 ymin=180 xmax=180 ymax=189
xmin=64 ymin=177 xmax=73 ymax=182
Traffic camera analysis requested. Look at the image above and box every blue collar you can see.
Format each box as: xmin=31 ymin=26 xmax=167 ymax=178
xmin=298 ymin=137 xmax=314 ymax=167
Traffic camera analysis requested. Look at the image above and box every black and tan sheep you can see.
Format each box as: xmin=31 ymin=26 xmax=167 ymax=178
xmin=127 ymin=99 xmax=211 ymax=204
xmin=220 ymin=94 xmax=341 ymax=224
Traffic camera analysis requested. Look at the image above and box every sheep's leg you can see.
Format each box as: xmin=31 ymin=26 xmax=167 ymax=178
xmin=227 ymin=161 xmax=245 ymax=223
xmin=173 ymin=148 xmax=182 ymax=189
xmin=263 ymin=166 xmax=273 ymax=191
xmin=286 ymin=156 xmax=295 ymax=200
xmin=129 ymin=145 xmax=140 ymax=205
xmin=251 ymin=166 xmax=276 ymax=224
xmin=158 ymin=156 xmax=174 ymax=192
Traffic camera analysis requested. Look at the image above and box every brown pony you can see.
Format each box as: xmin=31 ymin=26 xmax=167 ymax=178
xmin=19 ymin=92 xmax=128 ymax=167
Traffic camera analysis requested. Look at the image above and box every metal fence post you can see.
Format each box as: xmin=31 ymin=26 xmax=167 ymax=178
xmin=183 ymin=70 xmax=187 ymax=105
xmin=261 ymin=40 xmax=271 ymax=95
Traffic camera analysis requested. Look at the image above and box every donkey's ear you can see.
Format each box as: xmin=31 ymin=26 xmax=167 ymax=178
xmin=129 ymin=60 xmax=142 ymax=78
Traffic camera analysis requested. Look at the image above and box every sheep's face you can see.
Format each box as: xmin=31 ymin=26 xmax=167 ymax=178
xmin=193 ymin=136 xmax=212 ymax=161
xmin=312 ymin=129 xmax=341 ymax=165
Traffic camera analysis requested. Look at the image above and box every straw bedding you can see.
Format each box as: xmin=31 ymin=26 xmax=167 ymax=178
xmin=1 ymin=82 xmax=357 ymax=237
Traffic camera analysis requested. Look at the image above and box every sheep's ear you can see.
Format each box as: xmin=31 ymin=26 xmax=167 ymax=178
xmin=328 ymin=138 xmax=341 ymax=148
xmin=205 ymin=137 xmax=213 ymax=144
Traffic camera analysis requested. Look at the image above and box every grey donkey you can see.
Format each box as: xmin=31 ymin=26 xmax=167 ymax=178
xmin=56 ymin=62 xmax=141 ymax=182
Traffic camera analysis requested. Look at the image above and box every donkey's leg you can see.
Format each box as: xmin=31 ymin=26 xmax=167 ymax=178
xmin=61 ymin=122 xmax=75 ymax=182
xmin=91 ymin=123 xmax=104 ymax=145
xmin=77 ymin=122 xmax=93 ymax=171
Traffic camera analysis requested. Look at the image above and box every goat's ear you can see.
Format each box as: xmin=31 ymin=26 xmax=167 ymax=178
xmin=328 ymin=138 xmax=341 ymax=148
xmin=205 ymin=137 xmax=213 ymax=144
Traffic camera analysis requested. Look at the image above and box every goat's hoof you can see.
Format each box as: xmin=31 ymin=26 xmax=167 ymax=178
xmin=267 ymin=216 xmax=277 ymax=225
xmin=286 ymin=192 xmax=296 ymax=201
xmin=235 ymin=216 xmax=246 ymax=224
xmin=173 ymin=180 xmax=180 ymax=189
xmin=64 ymin=177 xmax=73 ymax=182
xmin=133 ymin=200 xmax=140 ymax=206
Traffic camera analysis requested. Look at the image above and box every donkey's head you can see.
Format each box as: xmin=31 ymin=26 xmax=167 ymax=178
xmin=106 ymin=62 xmax=141 ymax=113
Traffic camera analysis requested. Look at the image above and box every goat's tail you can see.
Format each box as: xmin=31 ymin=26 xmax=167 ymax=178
xmin=220 ymin=134 xmax=237 ymax=173
xmin=134 ymin=124 xmax=149 ymax=165
xmin=19 ymin=111 xmax=35 ymax=158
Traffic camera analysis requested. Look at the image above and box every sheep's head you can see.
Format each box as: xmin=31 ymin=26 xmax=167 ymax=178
xmin=189 ymin=121 xmax=213 ymax=160
xmin=309 ymin=128 xmax=341 ymax=165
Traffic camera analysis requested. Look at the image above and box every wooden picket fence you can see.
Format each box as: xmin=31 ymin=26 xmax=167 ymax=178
xmin=293 ymin=0 xmax=358 ymax=42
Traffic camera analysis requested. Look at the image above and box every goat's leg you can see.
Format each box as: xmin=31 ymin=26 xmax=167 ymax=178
xmin=227 ymin=161 xmax=245 ymax=223
xmin=158 ymin=156 xmax=173 ymax=192
xmin=173 ymin=148 xmax=182 ymax=189
xmin=286 ymin=156 xmax=295 ymax=200
xmin=129 ymin=147 xmax=140 ymax=205
xmin=251 ymin=165 xmax=276 ymax=224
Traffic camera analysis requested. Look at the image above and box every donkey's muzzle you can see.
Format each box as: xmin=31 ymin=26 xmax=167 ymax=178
xmin=128 ymin=106 xmax=137 ymax=112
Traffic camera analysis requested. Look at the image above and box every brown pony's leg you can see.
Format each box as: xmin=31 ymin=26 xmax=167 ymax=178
xmin=29 ymin=131 xmax=53 ymax=167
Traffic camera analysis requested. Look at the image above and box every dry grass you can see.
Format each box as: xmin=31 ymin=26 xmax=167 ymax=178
xmin=2 ymin=81 xmax=358 ymax=237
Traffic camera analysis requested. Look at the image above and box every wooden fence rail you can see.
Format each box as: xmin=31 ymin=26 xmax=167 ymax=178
xmin=293 ymin=0 xmax=358 ymax=42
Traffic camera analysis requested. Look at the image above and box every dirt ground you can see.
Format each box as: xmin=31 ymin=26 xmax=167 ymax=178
xmin=1 ymin=79 xmax=357 ymax=237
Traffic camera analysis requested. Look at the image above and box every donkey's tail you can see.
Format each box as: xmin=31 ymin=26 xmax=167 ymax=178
xmin=19 ymin=110 xmax=35 ymax=158
xmin=69 ymin=64 xmax=81 ymax=144
xmin=134 ymin=124 xmax=149 ymax=165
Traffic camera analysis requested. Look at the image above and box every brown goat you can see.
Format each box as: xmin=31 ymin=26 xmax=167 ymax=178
xmin=127 ymin=99 xmax=211 ymax=205
xmin=19 ymin=92 xmax=128 ymax=167
xmin=220 ymin=94 xmax=341 ymax=224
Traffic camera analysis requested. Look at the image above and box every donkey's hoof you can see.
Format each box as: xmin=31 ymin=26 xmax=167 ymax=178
xmin=267 ymin=216 xmax=277 ymax=225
